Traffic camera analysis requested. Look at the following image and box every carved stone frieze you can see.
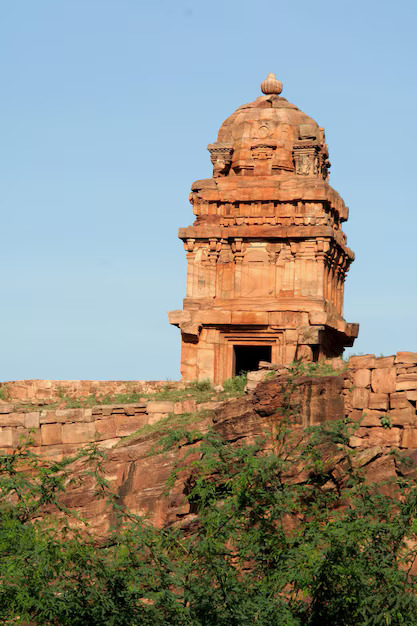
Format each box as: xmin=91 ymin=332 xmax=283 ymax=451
xmin=207 ymin=142 xmax=234 ymax=177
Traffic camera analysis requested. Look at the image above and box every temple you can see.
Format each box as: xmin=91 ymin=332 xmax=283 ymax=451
xmin=169 ymin=74 xmax=358 ymax=383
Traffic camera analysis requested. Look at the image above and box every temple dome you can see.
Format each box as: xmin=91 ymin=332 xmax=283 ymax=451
xmin=207 ymin=74 xmax=330 ymax=180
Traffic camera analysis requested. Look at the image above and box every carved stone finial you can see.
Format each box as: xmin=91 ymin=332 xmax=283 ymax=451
xmin=261 ymin=73 xmax=283 ymax=95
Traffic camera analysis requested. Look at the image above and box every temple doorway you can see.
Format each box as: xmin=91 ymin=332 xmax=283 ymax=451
xmin=233 ymin=345 xmax=272 ymax=376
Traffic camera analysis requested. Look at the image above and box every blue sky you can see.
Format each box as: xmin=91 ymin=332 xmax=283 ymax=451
xmin=0 ymin=0 xmax=416 ymax=381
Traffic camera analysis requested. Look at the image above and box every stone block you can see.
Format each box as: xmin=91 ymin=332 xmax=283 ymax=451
xmin=352 ymin=387 xmax=370 ymax=409
xmin=363 ymin=455 xmax=397 ymax=483
xmin=298 ymin=326 xmax=320 ymax=344
xmin=146 ymin=401 xmax=174 ymax=414
xmin=374 ymin=356 xmax=395 ymax=368
xmin=198 ymin=310 xmax=231 ymax=325
xmin=395 ymin=352 xmax=417 ymax=365
xmin=389 ymin=407 xmax=415 ymax=427
xmin=348 ymin=355 xmax=376 ymax=370
xmin=369 ymin=393 xmax=389 ymax=410
xmin=284 ymin=344 xmax=297 ymax=363
xmin=285 ymin=329 xmax=298 ymax=343
xmin=406 ymin=390 xmax=417 ymax=402
xmin=114 ymin=414 xmax=147 ymax=437
xmin=54 ymin=408 xmax=93 ymax=423
xmin=390 ymin=392 xmax=412 ymax=409
xmin=349 ymin=435 xmax=363 ymax=448
xmin=401 ymin=429 xmax=417 ymax=448
xmin=309 ymin=311 xmax=327 ymax=325
xmin=62 ymin=422 xmax=96 ymax=444
xmin=24 ymin=412 xmax=40 ymax=429
xmin=371 ymin=368 xmax=396 ymax=394
xmin=94 ymin=418 xmax=117 ymax=441
xmin=396 ymin=374 xmax=417 ymax=391
xmin=0 ymin=428 xmax=14 ymax=447
xmin=41 ymin=423 xmax=63 ymax=446
xmin=0 ymin=404 xmax=13 ymax=414
xmin=0 ymin=412 xmax=26 ymax=427
xmin=356 ymin=426 xmax=401 ymax=447
xmin=360 ymin=410 xmax=385 ymax=427
xmin=353 ymin=369 xmax=370 ymax=388
xmin=231 ymin=311 xmax=268 ymax=325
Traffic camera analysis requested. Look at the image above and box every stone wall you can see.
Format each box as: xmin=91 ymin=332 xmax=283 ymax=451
xmin=0 ymin=398 xmax=200 ymax=460
xmin=0 ymin=379 xmax=185 ymax=402
xmin=345 ymin=351 xmax=417 ymax=448
xmin=1 ymin=351 xmax=416 ymax=463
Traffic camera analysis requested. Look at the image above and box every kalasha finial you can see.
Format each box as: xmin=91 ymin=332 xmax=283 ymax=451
xmin=261 ymin=73 xmax=283 ymax=95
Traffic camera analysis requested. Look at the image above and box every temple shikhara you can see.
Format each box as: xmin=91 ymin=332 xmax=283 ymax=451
xmin=169 ymin=74 xmax=358 ymax=383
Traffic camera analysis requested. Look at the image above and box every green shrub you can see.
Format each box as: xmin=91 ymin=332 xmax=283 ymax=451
xmin=222 ymin=372 xmax=247 ymax=395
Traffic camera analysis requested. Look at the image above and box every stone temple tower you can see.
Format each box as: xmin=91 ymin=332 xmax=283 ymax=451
xmin=169 ymin=74 xmax=358 ymax=383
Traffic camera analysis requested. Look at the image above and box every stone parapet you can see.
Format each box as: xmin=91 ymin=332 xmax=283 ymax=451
xmin=0 ymin=379 xmax=185 ymax=402
xmin=0 ymin=398 xmax=194 ymax=460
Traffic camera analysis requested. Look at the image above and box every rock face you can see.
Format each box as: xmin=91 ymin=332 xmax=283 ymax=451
xmin=169 ymin=73 xmax=358 ymax=383
xmin=2 ymin=352 xmax=417 ymax=536
xmin=57 ymin=356 xmax=417 ymax=536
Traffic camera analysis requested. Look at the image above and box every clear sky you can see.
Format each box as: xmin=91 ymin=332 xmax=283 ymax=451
xmin=0 ymin=0 xmax=416 ymax=381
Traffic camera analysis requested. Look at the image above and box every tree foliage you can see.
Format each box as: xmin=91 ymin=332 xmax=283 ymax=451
xmin=2 ymin=387 xmax=417 ymax=624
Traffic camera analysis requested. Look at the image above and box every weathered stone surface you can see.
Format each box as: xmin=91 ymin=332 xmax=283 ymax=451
xmin=369 ymin=393 xmax=389 ymax=410
xmin=348 ymin=355 xmax=376 ymax=370
xmin=41 ymin=423 xmax=63 ymax=446
xmin=354 ymin=426 xmax=401 ymax=447
xmin=396 ymin=374 xmax=417 ymax=391
xmin=0 ymin=412 xmax=26 ymax=427
xmin=114 ymin=414 xmax=147 ymax=438
xmin=147 ymin=402 xmax=175 ymax=414
xmin=352 ymin=387 xmax=370 ymax=409
xmin=401 ymin=429 xmax=417 ymax=448
xmin=373 ymin=356 xmax=395 ymax=369
xmin=395 ymin=352 xmax=417 ymax=365
xmin=353 ymin=368 xmax=371 ymax=388
xmin=390 ymin=392 xmax=412 ymax=409
xmin=360 ymin=410 xmax=385 ymax=427
xmin=24 ymin=412 xmax=40 ymax=429
xmin=371 ymin=368 xmax=396 ymax=394
xmin=95 ymin=418 xmax=117 ymax=441
xmin=62 ymin=422 xmax=96 ymax=444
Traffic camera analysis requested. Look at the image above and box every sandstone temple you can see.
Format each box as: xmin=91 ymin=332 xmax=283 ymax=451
xmin=169 ymin=74 xmax=359 ymax=383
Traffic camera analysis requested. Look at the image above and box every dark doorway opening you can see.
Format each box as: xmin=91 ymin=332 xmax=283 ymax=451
xmin=234 ymin=345 xmax=272 ymax=376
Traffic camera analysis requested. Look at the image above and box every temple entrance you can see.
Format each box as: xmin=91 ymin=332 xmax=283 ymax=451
xmin=233 ymin=345 xmax=272 ymax=376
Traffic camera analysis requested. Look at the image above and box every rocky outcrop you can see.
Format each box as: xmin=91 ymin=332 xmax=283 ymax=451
xmin=2 ymin=352 xmax=417 ymax=537
xmin=56 ymin=357 xmax=417 ymax=536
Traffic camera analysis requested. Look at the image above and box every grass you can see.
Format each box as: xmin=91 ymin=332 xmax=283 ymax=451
xmin=0 ymin=386 xmax=10 ymax=402
xmin=5 ymin=375 xmax=250 ymax=412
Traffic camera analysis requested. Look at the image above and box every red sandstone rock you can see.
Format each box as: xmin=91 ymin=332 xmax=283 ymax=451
xmin=348 ymin=355 xmax=376 ymax=370
xmin=371 ymin=368 xmax=396 ymax=394
xmin=353 ymin=368 xmax=371 ymax=388
xmin=352 ymin=387 xmax=370 ymax=409
xmin=62 ymin=422 xmax=96 ymax=445
xmin=401 ymin=429 xmax=417 ymax=448
xmin=369 ymin=393 xmax=389 ymax=410
xmin=41 ymin=423 xmax=63 ymax=446
xmin=95 ymin=417 xmax=117 ymax=441
xmin=390 ymin=392 xmax=412 ymax=409
xmin=373 ymin=356 xmax=395 ymax=368
xmin=395 ymin=352 xmax=417 ymax=365
xmin=396 ymin=374 xmax=417 ymax=391
xmin=355 ymin=427 xmax=401 ymax=447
